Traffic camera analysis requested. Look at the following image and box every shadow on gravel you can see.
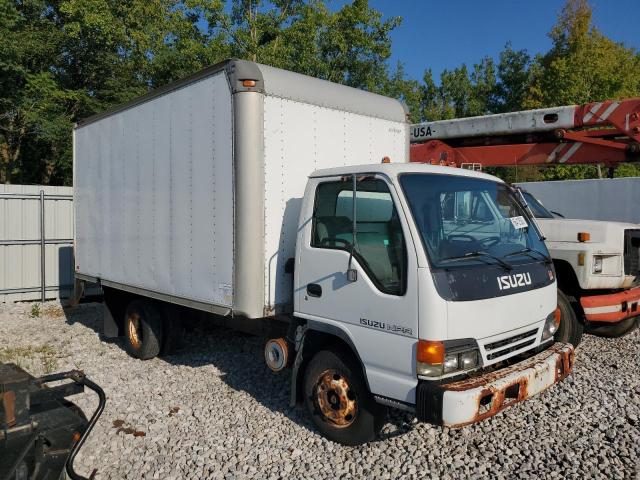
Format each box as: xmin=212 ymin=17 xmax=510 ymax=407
xmin=157 ymin=316 xmax=322 ymax=434
xmin=162 ymin=315 xmax=419 ymax=440
xmin=61 ymin=303 xmax=417 ymax=439
xmin=61 ymin=302 xmax=124 ymax=348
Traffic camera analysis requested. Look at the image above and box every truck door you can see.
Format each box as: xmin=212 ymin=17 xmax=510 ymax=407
xmin=295 ymin=174 xmax=419 ymax=402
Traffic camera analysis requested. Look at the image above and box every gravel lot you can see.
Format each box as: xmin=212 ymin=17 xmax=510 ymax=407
xmin=1 ymin=301 xmax=639 ymax=479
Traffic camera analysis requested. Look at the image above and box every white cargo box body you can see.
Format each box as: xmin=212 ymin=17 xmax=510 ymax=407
xmin=74 ymin=59 xmax=408 ymax=318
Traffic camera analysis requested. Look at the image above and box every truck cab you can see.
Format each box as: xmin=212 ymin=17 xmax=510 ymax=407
xmin=520 ymin=190 xmax=640 ymax=344
xmin=291 ymin=162 xmax=573 ymax=444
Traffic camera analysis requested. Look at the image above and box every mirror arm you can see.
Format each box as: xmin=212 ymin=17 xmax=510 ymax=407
xmin=514 ymin=186 xmax=546 ymax=241
xmin=347 ymin=174 xmax=358 ymax=282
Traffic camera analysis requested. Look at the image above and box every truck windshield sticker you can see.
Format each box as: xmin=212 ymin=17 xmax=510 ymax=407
xmin=510 ymin=216 xmax=528 ymax=229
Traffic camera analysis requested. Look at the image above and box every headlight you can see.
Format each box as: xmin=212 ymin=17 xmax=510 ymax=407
xmin=460 ymin=350 xmax=479 ymax=369
xmin=417 ymin=339 xmax=480 ymax=377
xmin=593 ymin=255 xmax=603 ymax=273
xmin=542 ymin=308 xmax=561 ymax=341
xmin=443 ymin=354 xmax=459 ymax=373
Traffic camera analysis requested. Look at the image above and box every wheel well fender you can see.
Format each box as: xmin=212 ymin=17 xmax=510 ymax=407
xmin=553 ymin=259 xmax=581 ymax=296
xmin=290 ymin=320 xmax=370 ymax=406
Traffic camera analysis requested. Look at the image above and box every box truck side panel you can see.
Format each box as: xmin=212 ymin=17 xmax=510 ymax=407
xmin=74 ymin=72 xmax=234 ymax=308
xmin=262 ymin=96 xmax=408 ymax=310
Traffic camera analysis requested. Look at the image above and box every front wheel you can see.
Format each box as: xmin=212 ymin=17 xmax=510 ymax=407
xmin=554 ymin=290 xmax=583 ymax=347
xmin=303 ymin=349 xmax=385 ymax=445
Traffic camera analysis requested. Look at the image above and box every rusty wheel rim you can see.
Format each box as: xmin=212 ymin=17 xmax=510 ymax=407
xmin=314 ymin=369 xmax=358 ymax=428
xmin=127 ymin=313 xmax=142 ymax=349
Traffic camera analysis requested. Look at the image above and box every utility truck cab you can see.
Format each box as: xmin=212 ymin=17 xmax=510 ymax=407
xmin=292 ymin=162 xmax=573 ymax=442
xmin=519 ymin=190 xmax=640 ymax=345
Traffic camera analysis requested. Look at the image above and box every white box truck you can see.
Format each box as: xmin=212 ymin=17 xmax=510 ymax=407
xmin=73 ymin=59 xmax=574 ymax=445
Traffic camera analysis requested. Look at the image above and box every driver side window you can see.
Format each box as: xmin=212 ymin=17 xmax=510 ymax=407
xmin=311 ymin=179 xmax=407 ymax=296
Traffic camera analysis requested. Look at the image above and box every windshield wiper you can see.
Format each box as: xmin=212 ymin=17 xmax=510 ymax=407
xmin=440 ymin=251 xmax=513 ymax=271
xmin=504 ymin=247 xmax=551 ymax=264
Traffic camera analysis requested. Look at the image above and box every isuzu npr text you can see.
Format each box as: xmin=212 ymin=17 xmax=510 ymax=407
xmin=73 ymin=59 xmax=574 ymax=445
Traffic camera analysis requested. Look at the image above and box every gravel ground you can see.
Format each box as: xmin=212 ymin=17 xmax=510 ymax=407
xmin=1 ymin=301 xmax=639 ymax=479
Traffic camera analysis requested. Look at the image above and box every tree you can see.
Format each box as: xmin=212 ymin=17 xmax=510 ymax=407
xmin=525 ymin=0 xmax=640 ymax=108
xmin=489 ymin=43 xmax=532 ymax=113
xmin=0 ymin=0 xmax=193 ymax=184
xmin=213 ymin=0 xmax=400 ymax=91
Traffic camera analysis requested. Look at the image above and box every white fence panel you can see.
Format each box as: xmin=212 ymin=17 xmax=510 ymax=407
xmin=0 ymin=184 xmax=75 ymax=302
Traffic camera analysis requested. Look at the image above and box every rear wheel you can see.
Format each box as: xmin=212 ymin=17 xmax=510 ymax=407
xmin=303 ymin=349 xmax=385 ymax=445
xmin=124 ymin=299 xmax=163 ymax=360
xmin=554 ymin=289 xmax=583 ymax=347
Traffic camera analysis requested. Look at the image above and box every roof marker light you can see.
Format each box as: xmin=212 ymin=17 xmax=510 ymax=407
xmin=577 ymin=232 xmax=590 ymax=242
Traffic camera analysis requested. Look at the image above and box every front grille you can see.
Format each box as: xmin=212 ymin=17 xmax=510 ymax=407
xmin=624 ymin=229 xmax=640 ymax=284
xmin=484 ymin=328 xmax=538 ymax=361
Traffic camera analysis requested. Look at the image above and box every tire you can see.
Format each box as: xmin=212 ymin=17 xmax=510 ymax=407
xmin=124 ymin=299 xmax=163 ymax=360
xmin=303 ymin=348 xmax=385 ymax=446
xmin=554 ymin=289 xmax=583 ymax=347
xmin=586 ymin=317 xmax=638 ymax=338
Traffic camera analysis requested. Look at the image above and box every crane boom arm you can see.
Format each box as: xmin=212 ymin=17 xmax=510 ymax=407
xmin=410 ymin=98 xmax=640 ymax=168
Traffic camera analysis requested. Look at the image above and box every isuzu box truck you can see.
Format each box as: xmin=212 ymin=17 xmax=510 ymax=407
xmin=73 ymin=59 xmax=574 ymax=445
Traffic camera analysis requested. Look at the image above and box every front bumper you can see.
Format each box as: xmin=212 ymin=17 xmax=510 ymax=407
xmin=580 ymin=286 xmax=640 ymax=323
xmin=416 ymin=342 xmax=574 ymax=427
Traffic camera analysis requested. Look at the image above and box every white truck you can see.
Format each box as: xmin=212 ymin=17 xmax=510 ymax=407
xmin=73 ymin=59 xmax=573 ymax=445
xmin=519 ymin=191 xmax=640 ymax=345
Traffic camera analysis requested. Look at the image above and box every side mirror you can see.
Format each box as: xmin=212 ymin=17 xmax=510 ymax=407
xmin=347 ymin=268 xmax=358 ymax=282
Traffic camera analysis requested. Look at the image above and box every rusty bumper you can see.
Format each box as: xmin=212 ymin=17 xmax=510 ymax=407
xmin=580 ymin=286 xmax=640 ymax=323
xmin=416 ymin=343 xmax=574 ymax=427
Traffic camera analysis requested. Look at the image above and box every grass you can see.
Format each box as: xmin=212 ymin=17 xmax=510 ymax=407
xmin=0 ymin=344 xmax=59 ymax=374
xmin=30 ymin=303 xmax=41 ymax=318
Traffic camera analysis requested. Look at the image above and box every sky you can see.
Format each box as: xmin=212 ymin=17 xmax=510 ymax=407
xmin=334 ymin=0 xmax=640 ymax=82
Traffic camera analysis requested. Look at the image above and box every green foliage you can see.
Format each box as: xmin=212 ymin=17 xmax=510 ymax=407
xmin=525 ymin=0 xmax=640 ymax=108
xmin=489 ymin=44 xmax=532 ymax=114
xmin=613 ymin=163 xmax=640 ymax=178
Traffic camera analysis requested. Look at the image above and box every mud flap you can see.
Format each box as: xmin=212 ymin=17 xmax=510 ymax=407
xmin=289 ymin=326 xmax=308 ymax=407
xmin=102 ymin=302 xmax=119 ymax=338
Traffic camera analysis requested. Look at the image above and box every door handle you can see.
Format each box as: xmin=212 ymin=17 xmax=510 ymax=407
xmin=307 ymin=283 xmax=322 ymax=298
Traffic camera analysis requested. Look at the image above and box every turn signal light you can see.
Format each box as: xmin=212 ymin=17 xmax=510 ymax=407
xmin=381 ymin=156 xmax=391 ymax=163
xmin=577 ymin=232 xmax=590 ymax=242
xmin=417 ymin=340 xmax=445 ymax=365
xmin=242 ymin=79 xmax=257 ymax=87
xmin=553 ymin=307 xmax=561 ymax=327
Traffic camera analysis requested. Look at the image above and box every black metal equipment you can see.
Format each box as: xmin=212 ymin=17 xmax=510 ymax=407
xmin=0 ymin=364 xmax=105 ymax=480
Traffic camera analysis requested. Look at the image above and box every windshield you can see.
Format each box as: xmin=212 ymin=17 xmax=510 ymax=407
xmin=400 ymin=174 xmax=549 ymax=269
xmin=522 ymin=191 xmax=554 ymax=219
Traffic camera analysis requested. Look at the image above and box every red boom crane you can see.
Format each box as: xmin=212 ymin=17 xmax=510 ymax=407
xmin=409 ymin=98 xmax=640 ymax=170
